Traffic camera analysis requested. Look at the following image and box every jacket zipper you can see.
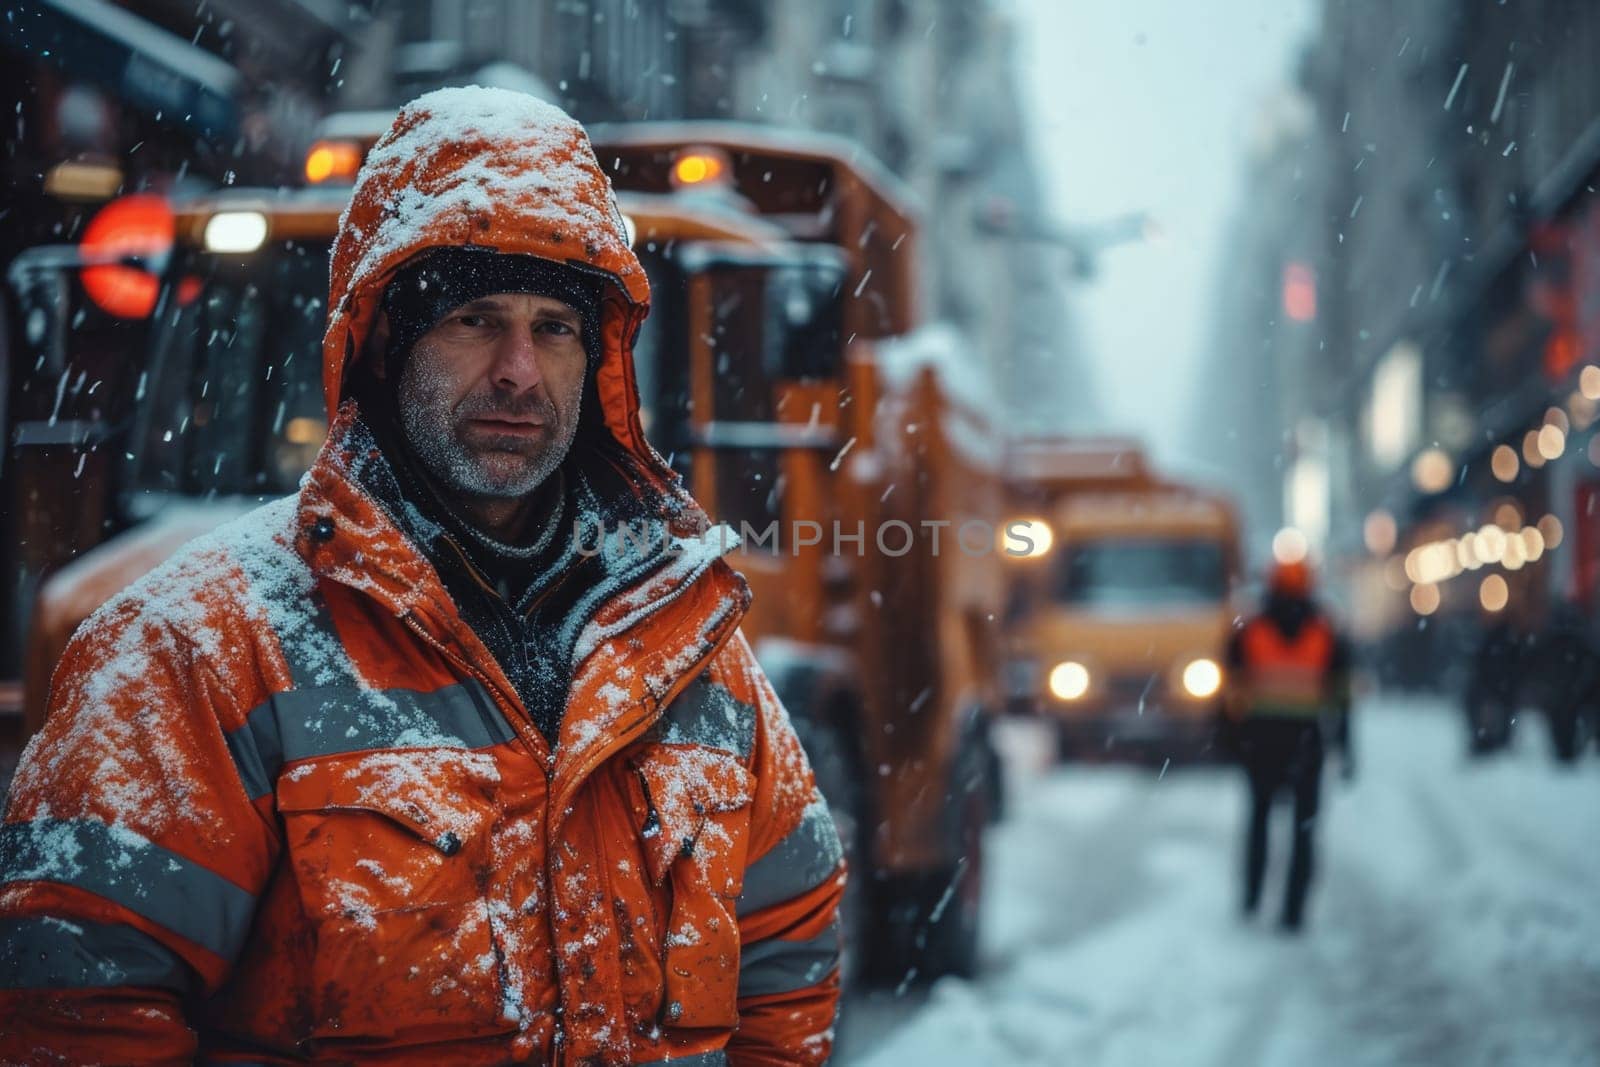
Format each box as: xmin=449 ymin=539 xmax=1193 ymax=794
xmin=398 ymin=609 xmax=557 ymax=1049
xmin=400 ymin=611 xmax=553 ymax=772
xmin=547 ymin=593 xmax=746 ymax=834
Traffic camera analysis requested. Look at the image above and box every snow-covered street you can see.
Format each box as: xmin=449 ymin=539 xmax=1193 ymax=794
xmin=839 ymin=699 xmax=1600 ymax=1066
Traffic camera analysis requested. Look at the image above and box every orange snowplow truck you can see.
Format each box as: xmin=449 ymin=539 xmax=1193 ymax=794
xmin=1001 ymin=437 xmax=1243 ymax=761
xmin=4 ymin=121 xmax=1005 ymax=981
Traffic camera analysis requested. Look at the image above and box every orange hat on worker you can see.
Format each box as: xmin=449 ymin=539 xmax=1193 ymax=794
xmin=1268 ymin=559 xmax=1314 ymax=598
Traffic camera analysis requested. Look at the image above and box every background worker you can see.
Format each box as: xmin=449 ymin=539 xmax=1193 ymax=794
xmin=1224 ymin=559 xmax=1353 ymax=932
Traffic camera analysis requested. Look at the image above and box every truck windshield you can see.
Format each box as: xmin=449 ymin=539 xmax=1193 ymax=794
xmin=1057 ymin=538 xmax=1227 ymax=610
xmin=126 ymin=242 xmax=329 ymax=499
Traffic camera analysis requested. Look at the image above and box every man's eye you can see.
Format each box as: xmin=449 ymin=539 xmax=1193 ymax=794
xmin=456 ymin=314 xmax=491 ymax=328
xmin=537 ymin=320 xmax=577 ymax=336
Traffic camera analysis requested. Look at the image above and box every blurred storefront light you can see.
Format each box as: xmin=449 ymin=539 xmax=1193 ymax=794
xmin=1523 ymin=429 xmax=1548 ymax=468
xmin=1570 ymin=391 xmax=1598 ymax=431
xmin=1363 ymin=509 xmax=1397 ymax=555
xmin=1411 ymin=448 xmax=1454 ymax=493
xmin=1537 ymin=424 xmax=1566 ymax=461
xmin=1480 ymin=574 xmax=1509 ymax=612
xmin=1272 ymin=526 xmax=1309 ymax=564
xmin=1287 ymin=422 xmax=1330 ymax=551
xmin=1520 ymin=527 xmax=1545 ymax=561
xmin=1476 ymin=524 xmax=1508 ymax=564
xmin=1405 ymin=541 xmax=1460 ymax=585
xmin=1369 ymin=341 xmax=1422 ymax=469
xmin=1410 ymin=583 xmax=1441 ymax=616
xmin=1493 ymin=501 xmax=1523 ymax=530
xmin=1581 ymin=365 xmax=1600 ymax=401
xmin=1544 ymin=406 xmax=1571 ymax=433
xmin=1538 ymin=514 xmax=1564 ymax=549
xmin=1490 ymin=444 xmax=1520 ymax=482
xmin=1503 ymin=536 xmax=1527 ymax=571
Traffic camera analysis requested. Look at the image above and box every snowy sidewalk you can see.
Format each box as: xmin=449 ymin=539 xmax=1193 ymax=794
xmin=840 ymin=699 xmax=1600 ymax=1066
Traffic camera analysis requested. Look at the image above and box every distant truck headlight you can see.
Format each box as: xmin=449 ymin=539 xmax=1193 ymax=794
xmin=203 ymin=211 xmax=269 ymax=253
xmin=1182 ymin=658 xmax=1223 ymax=699
xmin=1048 ymin=661 xmax=1091 ymax=701
xmin=1002 ymin=517 xmax=1054 ymax=559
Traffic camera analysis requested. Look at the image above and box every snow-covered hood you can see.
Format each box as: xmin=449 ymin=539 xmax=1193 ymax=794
xmin=322 ymin=87 xmax=673 ymax=502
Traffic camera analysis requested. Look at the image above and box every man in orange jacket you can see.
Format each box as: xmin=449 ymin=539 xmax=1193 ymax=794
xmin=1224 ymin=559 xmax=1352 ymax=932
xmin=0 ymin=88 xmax=843 ymax=1065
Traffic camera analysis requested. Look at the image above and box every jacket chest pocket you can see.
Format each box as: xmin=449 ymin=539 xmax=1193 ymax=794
xmin=634 ymin=745 xmax=755 ymax=1031
xmin=276 ymin=747 xmax=509 ymax=1045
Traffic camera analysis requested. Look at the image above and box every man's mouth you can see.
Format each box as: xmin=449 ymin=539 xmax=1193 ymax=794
xmin=468 ymin=416 xmax=548 ymax=437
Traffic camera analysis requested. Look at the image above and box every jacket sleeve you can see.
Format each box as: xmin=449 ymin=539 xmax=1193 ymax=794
xmin=722 ymin=634 xmax=845 ymax=1067
xmin=0 ymin=600 xmax=280 ymax=1065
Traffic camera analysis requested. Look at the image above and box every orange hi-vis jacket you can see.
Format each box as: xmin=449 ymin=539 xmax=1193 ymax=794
xmin=1234 ymin=614 xmax=1339 ymax=719
xmin=0 ymin=87 xmax=843 ymax=1065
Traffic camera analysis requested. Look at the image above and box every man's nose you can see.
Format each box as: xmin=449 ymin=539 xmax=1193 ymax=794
xmin=489 ymin=327 xmax=546 ymax=395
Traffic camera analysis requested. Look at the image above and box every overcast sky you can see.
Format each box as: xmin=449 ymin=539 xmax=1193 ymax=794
xmin=1014 ymin=0 xmax=1318 ymax=470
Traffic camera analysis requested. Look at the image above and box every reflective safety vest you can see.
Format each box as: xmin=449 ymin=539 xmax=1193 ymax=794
xmin=1237 ymin=615 xmax=1337 ymax=718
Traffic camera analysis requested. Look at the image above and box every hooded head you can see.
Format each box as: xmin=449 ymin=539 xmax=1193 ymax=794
xmin=1265 ymin=558 xmax=1315 ymax=636
xmin=1267 ymin=559 xmax=1313 ymax=600
xmin=322 ymin=88 xmax=689 ymax=518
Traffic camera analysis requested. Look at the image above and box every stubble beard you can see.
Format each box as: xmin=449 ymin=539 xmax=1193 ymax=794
xmin=397 ymin=359 xmax=582 ymax=500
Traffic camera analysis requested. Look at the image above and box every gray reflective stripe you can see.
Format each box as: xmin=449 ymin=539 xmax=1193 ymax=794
xmin=654 ymin=673 xmax=756 ymax=758
xmin=636 ymin=1052 xmax=727 ymax=1067
xmin=225 ymin=700 xmax=284 ymax=801
xmin=224 ymin=577 xmax=522 ymax=799
xmin=0 ymin=819 xmax=256 ymax=961
xmin=225 ymin=680 xmax=517 ymax=800
xmin=0 ymin=916 xmax=191 ymax=991
xmin=275 ymin=587 xmax=364 ymax=691
xmin=738 ymin=921 xmax=841 ymax=999
xmin=737 ymin=796 xmax=844 ymax=917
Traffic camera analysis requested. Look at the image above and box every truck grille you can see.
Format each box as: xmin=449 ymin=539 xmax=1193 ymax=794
xmin=1105 ymin=673 xmax=1164 ymax=708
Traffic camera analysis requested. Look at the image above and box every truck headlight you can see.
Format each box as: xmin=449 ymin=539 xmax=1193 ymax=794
xmin=203 ymin=211 xmax=268 ymax=253
xmin=1002 ymin=517 xmax=1054 ymax=559
xmin=1182 ymin=658 xmax=1223 ymax=699
xmin=1048 ymin=661 xmax=1091 ymax=701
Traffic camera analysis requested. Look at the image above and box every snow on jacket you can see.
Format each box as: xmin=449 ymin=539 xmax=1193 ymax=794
xmin=0 ymin=87 xmax=844 ymax=1065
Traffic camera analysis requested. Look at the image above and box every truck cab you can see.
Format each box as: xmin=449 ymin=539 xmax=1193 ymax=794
xmin=1003 ymin=438 xmax=1242 ymax=760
